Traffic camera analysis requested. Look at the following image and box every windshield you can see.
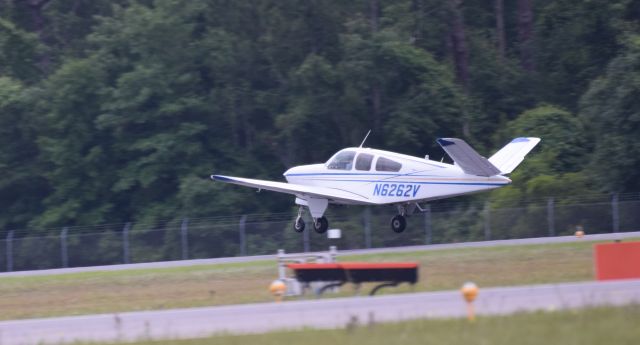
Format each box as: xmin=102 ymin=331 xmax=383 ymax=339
xmin=327 ymin=151 xmax=356 ymax=170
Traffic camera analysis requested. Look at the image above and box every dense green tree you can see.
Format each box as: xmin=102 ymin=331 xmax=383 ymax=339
xmin=490 ymin=105 xmax=590 ymax=206
xmin=1 ymin=0 xmax=127 ymax=74
xmin=0 ymin=77 xmax=48 ymax=230
xmin=534 ymin=0 xmax=631 ymax=110
xmin=33 ymin=57 xmax=114 ymax=227
xmin=465 ymin=30 xmax=534 ymax=150
xmin=0 ymin=18 xmax=40 ymax=81
xmin=579 ymin=35 xmax=640 ymax=192
xmin=0 ymin=0 xmax=637 ymax=238
xmin=377 ymin=35 xmax=467 ymax=154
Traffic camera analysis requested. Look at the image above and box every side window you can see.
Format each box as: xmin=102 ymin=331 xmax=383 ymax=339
xmin=375 ymin=157 xmax=402 ymax=172
xmin=327 ymin=151 xmax=356 ymax=170
xmin=355 ymin=153 xmax=374 ymax=171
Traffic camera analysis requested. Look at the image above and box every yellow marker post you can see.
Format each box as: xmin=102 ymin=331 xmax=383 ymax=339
xmin=269 ymin=279 xmax=286 ymax=302
xmin=461 ymin=282 xmax=478 ymax=322
xmin=575 ymin=225 xmax=585 ymax=238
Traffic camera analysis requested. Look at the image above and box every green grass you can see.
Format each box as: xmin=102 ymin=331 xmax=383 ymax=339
xmin=0 ymin=238 xmax=630 ymax=320
xmin=85 ymin=305 xmax=640 ymax=345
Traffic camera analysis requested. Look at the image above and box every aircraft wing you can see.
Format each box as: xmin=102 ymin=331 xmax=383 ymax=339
xmin=437 ymin=138 xmax=502 ymax=177
xmin=211 ymin=175 xmax=377 ymax=205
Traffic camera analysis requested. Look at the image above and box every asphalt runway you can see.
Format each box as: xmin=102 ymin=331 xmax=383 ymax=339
xmin=1 ymin=231 xmax=638 ymax=277
xmin=1 ymin=279 xmax=639 ymax=345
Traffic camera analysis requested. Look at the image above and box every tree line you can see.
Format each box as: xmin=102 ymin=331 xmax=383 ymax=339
xmin=0 ymin=0 xmax=639 ymax=234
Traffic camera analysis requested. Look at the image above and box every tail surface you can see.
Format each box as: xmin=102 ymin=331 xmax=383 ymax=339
xmin=436 ymin=137 xmax=540 ymax=176
xmin=437 ymin=138 xmax=501 ymax=177
xmin=488 ymin=137 xmax=541 ymax=174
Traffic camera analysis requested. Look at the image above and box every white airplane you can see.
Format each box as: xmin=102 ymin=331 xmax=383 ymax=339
xmin=211 ymin=136 xmax=540 ymax=234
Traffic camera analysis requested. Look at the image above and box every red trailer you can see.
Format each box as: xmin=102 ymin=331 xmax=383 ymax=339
xmin=287 ymin=262 xmax=419 ymax=296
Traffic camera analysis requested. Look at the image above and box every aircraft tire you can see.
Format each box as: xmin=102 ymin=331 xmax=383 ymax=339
xmin=313 ymin=217 xmax=329 ymax=234
xmin=294 ymin=217 xmax=305 ymax=233
xmin=391 ymin=215 xmax=406 ymax=233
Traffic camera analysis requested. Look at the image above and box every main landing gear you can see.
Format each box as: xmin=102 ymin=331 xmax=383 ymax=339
xmin=292 ymin=216 xmax=329 ymax=234
xmin=313 ymin=216 xmax=329 ymax=234
xmin=293 ymin=202 xmax=422 ymax=235
xmin=391 ymin=214 xmax=406 ymax=233
xmin=293 ymin=207 xmax=329 ymax=234
xmin=390 ymin=204 xmax=412 ymax=233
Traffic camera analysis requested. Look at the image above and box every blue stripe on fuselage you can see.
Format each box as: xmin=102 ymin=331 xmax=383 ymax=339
xmin=285 ymin=173 xmax=508 ymax=187
xmin=293 ymin=178 xmax=506 ymax=187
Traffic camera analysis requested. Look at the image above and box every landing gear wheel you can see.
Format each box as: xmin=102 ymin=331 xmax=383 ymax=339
xmin=391 ymin=215 xmax=406 ymax=233
xmin=293 ymin=216 xmax=305 ymax=233
xmin=313 ymin=216 xmax=329 ymax=234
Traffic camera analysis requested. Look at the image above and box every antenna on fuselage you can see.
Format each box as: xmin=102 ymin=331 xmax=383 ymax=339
xmin=359 ymin=129 xmax=372 ymax=148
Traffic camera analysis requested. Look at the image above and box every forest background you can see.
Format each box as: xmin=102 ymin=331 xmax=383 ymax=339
xmin=1 ymin=0 xmax=639 ymax=236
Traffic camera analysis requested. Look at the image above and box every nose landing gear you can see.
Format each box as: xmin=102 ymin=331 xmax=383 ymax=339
xmin=293 ymin=216 xmax=305 ymax=233
xmin=293 ymin=206 xmax=306 ymax=232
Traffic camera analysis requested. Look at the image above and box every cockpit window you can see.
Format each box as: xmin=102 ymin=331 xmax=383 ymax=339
xmin=327 ymin=151 xmax=356 ymax=170
xmin=355 ymin=153 xmax=374 ymax=171
xmin=375 ymin=157 xmax=402 ymax=172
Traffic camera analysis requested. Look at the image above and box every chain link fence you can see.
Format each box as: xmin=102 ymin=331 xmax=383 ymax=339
xmin=1 ymin=193 xmax=639 ymax=272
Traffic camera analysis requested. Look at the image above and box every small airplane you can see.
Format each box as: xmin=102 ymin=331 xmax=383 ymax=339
xmin=211 ymin=135 xmax=540 ymax=234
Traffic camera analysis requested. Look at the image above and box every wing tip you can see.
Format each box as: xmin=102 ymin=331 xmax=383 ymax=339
xmin=512 ymin=137 xmax=541 ymax=143
xmin=211 ymin=174 xmax=231 ymax=182
xmin=436 ymin=138 xmax=456 ymax=146
xmin=512 ymin=137 xmax=529 ymax=143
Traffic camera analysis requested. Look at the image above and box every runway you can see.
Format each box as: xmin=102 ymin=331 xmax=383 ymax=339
xmin=1 ymin=231 xmax=638 ymax=277
xmin=1 ymin=279 xmax=639 ymax=345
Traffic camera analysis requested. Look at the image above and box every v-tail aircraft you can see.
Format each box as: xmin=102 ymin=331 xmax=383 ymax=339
xmin=211 ymin=135 xmax=540 ymax=234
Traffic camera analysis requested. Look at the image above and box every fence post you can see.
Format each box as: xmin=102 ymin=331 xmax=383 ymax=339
xmin=363 ymin=207 xmax=372 ymax=248
xmin=181 ymin=218 xmax=189 ymax=260
xmin=303 ymin=220 xmax=310 ymax=253
xmin=277 ymin=249 xmax=286 ymax=279
xmin=547 ymin=198 xmax=555 ymax=237
xmin=238 ymin=215 xmax=247 ymax=256
xmin=6 ymin=230 xmax=14 ymax=272
xmin=612 ymin=193 xmax=620 ymax=233
xmin=61 ymin=227 xmax=68 ymax=268
xmin=122 ymin=222 xmax=131 ymax=264
xmin=423 ymin=205 xmax=432 ymax=244
xmin=484 ymin=201 xmax=491 ymax=240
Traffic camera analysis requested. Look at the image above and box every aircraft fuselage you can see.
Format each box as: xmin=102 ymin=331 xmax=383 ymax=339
xmin=283 ymin=147 xmax=511 ymax=205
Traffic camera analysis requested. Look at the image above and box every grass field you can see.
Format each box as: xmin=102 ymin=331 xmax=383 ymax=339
xmin=0 ymin=238 xmax=625 ymax=321
xmin=85 ymin=305 xmax=640 ymax=345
